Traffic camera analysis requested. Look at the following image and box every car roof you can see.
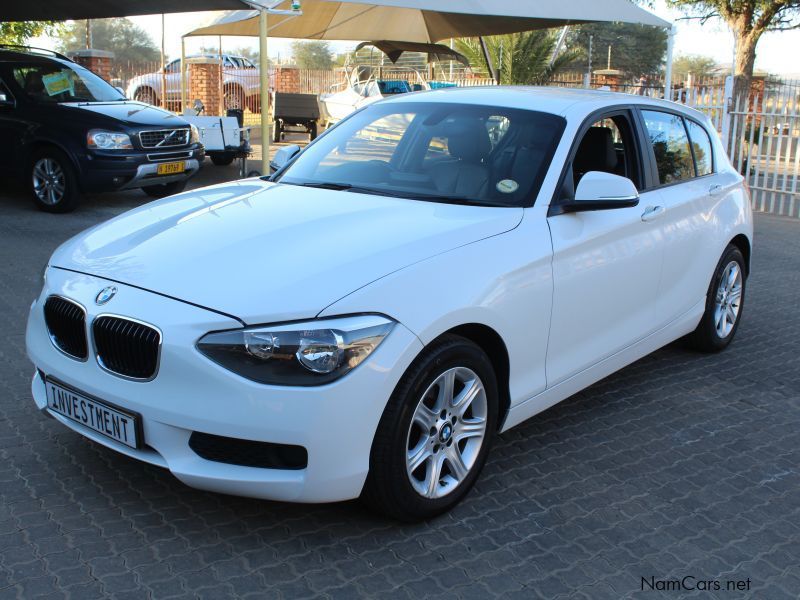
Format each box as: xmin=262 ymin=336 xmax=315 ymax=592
xmin=379 ymin=85 xmax=710 ymax=123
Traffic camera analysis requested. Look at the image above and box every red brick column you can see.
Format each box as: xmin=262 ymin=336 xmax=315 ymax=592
xmin=70 ymin=49 xmax=114 ymax=82
xmin=188 ymin=59 xmax=222 ymax=116
xmin=593 ymin=69 xmax=622 ymax=92
xmin=275 ymin=67 xmax=300 ymax=93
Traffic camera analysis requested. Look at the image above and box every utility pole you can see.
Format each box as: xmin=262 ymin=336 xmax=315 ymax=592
xmin=85 ymin=20 xmax=92 ymax=49
xmin=584 ymin=35 xmax=593 ymax=88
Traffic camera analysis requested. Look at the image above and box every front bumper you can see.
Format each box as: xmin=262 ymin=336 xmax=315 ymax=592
xmin=26 ymin=268 xmax=423 ymax=503
xmin=79 ymin=144 xmax=205 ymax=193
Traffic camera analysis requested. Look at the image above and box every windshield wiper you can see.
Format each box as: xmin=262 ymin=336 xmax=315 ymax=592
xmin=295 ymin=181 xmax=352 ymax=191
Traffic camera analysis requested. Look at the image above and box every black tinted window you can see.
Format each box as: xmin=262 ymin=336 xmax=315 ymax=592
xmin=641 ymin=110 xmax=694 ymax=184
xmin=685 ymin=119 xmax=713 ymax=176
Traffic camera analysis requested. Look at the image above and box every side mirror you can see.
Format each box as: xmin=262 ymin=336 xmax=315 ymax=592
xmin=114 ymin=86 xmax=126 ymax=98
xmin=559 ymin=171 xmax=639 ymax=213
xmin=270 ymin=144 xmax=301 ymax=174
xmin=193 ymin=99 xmax=205 ymax=114
xmin=0 ymin=91 xmax=13 ymax=107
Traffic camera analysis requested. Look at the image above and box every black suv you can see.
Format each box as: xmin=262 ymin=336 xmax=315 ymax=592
xmin=0 ymin=46 xmax=205 ymax=212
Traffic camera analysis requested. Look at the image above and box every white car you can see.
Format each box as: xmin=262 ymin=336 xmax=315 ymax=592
xmin=126 ymin=54 xmax=263 ymax=112
xmin=26 ymin=87 xmax=752 ymax=520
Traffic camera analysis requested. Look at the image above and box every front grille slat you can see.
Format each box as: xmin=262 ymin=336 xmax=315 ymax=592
xmin=138 ymin=128 xmax=190 ymax=149
xmin=93 ymin=316 xmax=160 ymax=380
xmin=43 ymin=296 xmax=87 ymax=360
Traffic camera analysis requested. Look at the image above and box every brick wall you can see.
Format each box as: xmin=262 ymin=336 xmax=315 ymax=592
xmin=275 ymin=67 xmax=300 ymax=93
xmin=188 ymin=61 xmax=222 ymax=116
xmin=70 ymin=50 xmax=113 ymax=83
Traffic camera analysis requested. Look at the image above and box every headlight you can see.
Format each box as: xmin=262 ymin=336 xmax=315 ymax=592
xmin=190 ymin=124 xmax=200 ymax=144
xmin=197 ymin=315 xmax=394 ymax=386
xmin=87 ymin=129 xmax=133 ymax=150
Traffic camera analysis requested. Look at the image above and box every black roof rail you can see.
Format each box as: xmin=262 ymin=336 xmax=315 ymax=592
xmin=0 ymin=44 xmax=73 ymax=62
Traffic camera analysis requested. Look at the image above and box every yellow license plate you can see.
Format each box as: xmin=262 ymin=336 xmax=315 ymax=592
xmin=156 ymin=161 xmax=185 ymax=176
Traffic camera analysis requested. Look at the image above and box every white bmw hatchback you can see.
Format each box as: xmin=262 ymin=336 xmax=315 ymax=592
xmin=27 ymin=87 xmax=752 ymax=520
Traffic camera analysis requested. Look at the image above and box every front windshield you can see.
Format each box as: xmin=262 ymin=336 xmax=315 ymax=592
xmin=13 ymin=62 xmax=125 ymax=103
xmin=278 ymin=101 xmax=565 ymax=207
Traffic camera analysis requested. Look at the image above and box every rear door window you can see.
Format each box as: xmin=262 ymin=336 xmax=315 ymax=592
xmin=641 ymin=110 xmax=695 ymax=185
xmin=685 ymin=119 xmax=714 ymax=176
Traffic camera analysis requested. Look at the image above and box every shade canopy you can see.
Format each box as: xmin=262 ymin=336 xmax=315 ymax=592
xmin=186 ymin=0 xmax=670 ymax=41
xmin=0 ymin=0 xmax=260 ymax=22
xmin=354 ymin=41 xmax=469 ymax=65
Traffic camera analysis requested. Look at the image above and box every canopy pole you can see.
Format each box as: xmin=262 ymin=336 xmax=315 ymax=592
xmin=664 ymin=25 xmax=675 ymax=100
xmin=478 ymin=37 xmax=498 ymax=85
xmin=161 ymin=15 xmax=167 ymax=110
xmin=180 ymin=38 xmax=186 ymax=112
xmin=260 ymin=9 xmax=270 ymax=174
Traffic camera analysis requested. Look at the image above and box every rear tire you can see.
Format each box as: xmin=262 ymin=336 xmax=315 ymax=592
xmin=223 ymin=85 xmax=246 ymax=111
xmin=141 ymin=180 xmax=187 ymax=199
xmin=361 ymin=334 xmax=498 ymax=521
xmin=134 ymin=87 xmax=158 ymax=106
xmin=29 ymin=148 xmax=80 ymax=213
xmin=686 ymin=244 xmax=746 ymax=352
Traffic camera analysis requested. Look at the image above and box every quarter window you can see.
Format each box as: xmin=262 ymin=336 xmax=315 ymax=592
xmin=685 ymin=119 xmax=714 ymax=176
xmin=641 ymin=110 xmax=694 ymax=185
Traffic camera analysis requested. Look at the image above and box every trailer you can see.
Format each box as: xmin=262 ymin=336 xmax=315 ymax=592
xmin=273 ymin=92 xmax=321 ymax=142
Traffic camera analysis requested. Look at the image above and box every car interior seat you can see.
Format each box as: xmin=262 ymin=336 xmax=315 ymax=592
xmin=429 ymin=118 xmax=491 ymax=197
xmin=573 ymin=126 xmax=618 ymax=187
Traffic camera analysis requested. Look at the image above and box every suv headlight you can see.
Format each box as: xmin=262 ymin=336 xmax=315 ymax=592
xmin=197 ymin=315 xmax=394 ymax=386
xmin=87 ymin=129 xmax=133 ymax=150
xmin=190 ymin=124 xmax=200 ymax=144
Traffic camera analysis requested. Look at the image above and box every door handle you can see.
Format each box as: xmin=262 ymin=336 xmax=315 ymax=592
xmin=709 ymin=184 xmax=723 ymax=196
xmin=641 ymin=205 xmax=665 ymax=222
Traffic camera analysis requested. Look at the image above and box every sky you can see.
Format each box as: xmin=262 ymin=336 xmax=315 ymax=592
xmin=32 ymin=0 xmax=800 ymax=76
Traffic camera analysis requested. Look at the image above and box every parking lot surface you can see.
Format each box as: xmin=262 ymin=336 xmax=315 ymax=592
xmin=0 ymin=172 xmax=798 ymax=599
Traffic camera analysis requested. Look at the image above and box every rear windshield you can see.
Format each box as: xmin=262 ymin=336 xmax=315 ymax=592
xmin=12 ymin=62 xmax=124 ymax=103
xmin=278 ymin=101 xmax=565 ymax=207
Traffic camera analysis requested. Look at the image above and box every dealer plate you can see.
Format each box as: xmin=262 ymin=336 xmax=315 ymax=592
xmin=45 ymin=378 xmax=141 ymax=449
xmin=156 ymin=161 xmax=185 ymax=176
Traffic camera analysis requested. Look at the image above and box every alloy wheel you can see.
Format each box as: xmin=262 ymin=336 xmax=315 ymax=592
xmin=32 ymin=158 xmax=66 ymax=206
xmin=714 ymin=260 xmax=743 ymax=338
xmin=405 ymin=367 xmax=488 ymax=499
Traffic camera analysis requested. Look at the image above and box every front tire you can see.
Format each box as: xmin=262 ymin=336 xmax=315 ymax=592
xmin=687 ymin=244 xmax=746 ymax=352
xmin=141 ymin=180 xmax=187 ymax=198
xmin=134 ymin=87 xmax=158 ymax=106
xmin=29 ymin=148 xmax=80 ymax=213
xmin=362 ymin=335 xmax=498 ymax=521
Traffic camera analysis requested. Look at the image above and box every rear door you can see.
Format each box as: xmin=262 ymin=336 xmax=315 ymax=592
xmin=0 ymin=75 xmax=22 ymax=174
xmin=637 ymin=109 xmax=722 ymax=326
xmin=546 ymin=109 xmax=666 ymax=385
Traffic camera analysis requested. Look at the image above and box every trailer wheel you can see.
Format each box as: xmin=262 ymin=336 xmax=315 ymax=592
xmin=309 ymin=122 xmax=318 ymax=140
xmin=273 ymin=120 xmax=283 ymax=143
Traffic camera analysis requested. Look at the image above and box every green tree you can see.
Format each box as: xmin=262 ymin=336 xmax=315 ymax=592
xmin=454 ymin=30 xmax=580 ymax=85
xmin=671 ymin=54 xmax=719 ymax=80
xmin=290 ymin=40 xmax=334 ymax=70
xmin=568 ymin=23 xmax=668 ymax=77
xmin=0 ymin=22 xmax=56 ymax=45
xmin=56 ymin=19 xmax=159 ymax=63
xmin=666 ymin=0 xmax=800 ymax=106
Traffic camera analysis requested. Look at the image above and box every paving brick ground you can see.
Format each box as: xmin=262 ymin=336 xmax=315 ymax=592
xmin=0 ymin=173 xmax=798 ymax=598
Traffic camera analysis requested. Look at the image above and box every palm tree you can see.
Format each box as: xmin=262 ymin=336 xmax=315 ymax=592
xmin=455 ymin=30 xmax=580 ymax=85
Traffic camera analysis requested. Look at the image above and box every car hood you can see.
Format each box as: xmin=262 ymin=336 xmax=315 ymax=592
xmin=50 ymin=180 xmax=523 ymax=324
xmin=61 ymin=101 xmax=188 ymax=128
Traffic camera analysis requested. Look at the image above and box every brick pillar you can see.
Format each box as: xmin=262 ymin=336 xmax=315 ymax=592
xmin=70 ymin=49 xmax=114 ymax=82
xmin=188 ymin=59 xmax=222 ymax=116
xmin=275 ymin=67 xmax=301 ymax=93
xmin=593 ymin=69 xmax=622 ymax=92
